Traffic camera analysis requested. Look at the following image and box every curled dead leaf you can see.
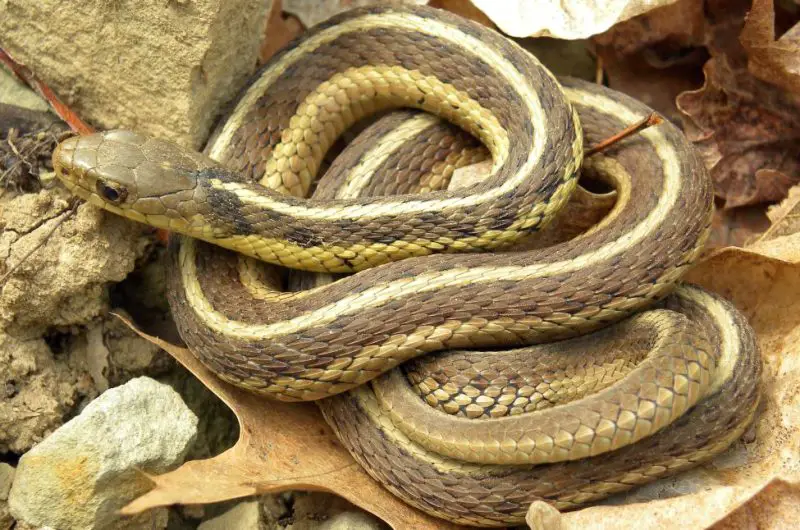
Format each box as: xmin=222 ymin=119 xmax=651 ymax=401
xmin=591 ymin=0 xmax=707 ymax=123
xmin=677 ymin=56 xmax=800 ymax=208
xmin=762 ymin=183 xmax=800 ymax=240
xmin=740 ymin=0 xmax=800 ymax=94
xmin=676 ymin=0 xmax=800 ymax=208
xmin=283 ymin=0 xmax=429 ymax=29
xmin=470 ymin=0 xmax=681 ymax=39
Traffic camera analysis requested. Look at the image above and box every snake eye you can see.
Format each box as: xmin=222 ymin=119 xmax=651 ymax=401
xmin=95 ymin=180 xmax=128 ymax=204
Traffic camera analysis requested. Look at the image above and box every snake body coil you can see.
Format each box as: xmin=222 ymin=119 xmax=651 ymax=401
xmin=53 ymin=5 xmax=761 ymax=527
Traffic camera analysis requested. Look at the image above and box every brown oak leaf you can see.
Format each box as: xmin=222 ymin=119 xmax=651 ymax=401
xmin=117 ymin=322 xmax=464 ymax=530
xmin=676 ymin=0 xmax=800 ymax=208
xmin=591 ymin=0 xmax=708 ymax=123
xmin=259 ymin=0 xmax=305 ymax=65
xmin=740 ymin=0 xmax=800 ymax=94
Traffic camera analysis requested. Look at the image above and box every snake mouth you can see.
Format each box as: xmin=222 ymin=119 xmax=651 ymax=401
xmin=52 ymin=135 xmax=79 ymax=185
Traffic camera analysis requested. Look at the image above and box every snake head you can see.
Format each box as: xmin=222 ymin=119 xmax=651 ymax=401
xmin=53 ymin=130 xmax=219 ymax=229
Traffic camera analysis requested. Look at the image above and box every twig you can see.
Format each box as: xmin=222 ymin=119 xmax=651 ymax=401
xmin=7 ymin=134 xmax=22 ymax=159
xmin=585 ymin=112 xmax=663 ymax=157
xmin=0 ymin=47 xmax=94 ymax=135
xmin=0 ymin=200 xmax=79 ymax=286
xmin=595 ymin=55 xmax=604 ymax=85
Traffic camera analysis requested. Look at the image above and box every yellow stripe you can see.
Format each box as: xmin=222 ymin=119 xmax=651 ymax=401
xmin=335 ymin=113 xmax=443 ymax=199
xmin=205 ymin=12 xmax=572 ymax=220
xmin=345 ymin=285 xmax=745 ymax=479
xmin=679 ymin=287 xmax=738 ymax=393
xmin=181 ymin=86 xmax=679 ymax=341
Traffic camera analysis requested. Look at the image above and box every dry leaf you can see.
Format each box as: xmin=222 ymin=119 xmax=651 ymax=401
xmin=741 ymin=0 xmax=800 ymax=94
xmin=760 ymin=184 xmax=800 ymax=241
xmin=677 ymin=58 xmax=800 ymax=207
xmin=283 ymin=0 xmax=429 ymax=29
xmin=712 ymin=478 xmax=800 ymax=529
xmin=709 ymin=205 xmax=770 ymax=248
xmin=677 ymin=0 xmax=800 ymax=208
xmin=117 ymin=323 xmax=463 ymax=530
xmin=260 ymin=0 xmax=305 ymax=65
xmin=470 ymin=0 xmax=680 ymax=39
xmin=591 ymin=0 xmax=707 ymax=123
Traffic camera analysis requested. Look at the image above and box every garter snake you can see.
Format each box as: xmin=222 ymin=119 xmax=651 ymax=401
xmin=52 ymin=5 xmax=761 ymax=527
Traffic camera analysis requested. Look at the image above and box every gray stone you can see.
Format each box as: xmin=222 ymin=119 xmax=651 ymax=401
xmin=0 ymin=68 xmax=49 ymax=111
xmin=9 ymin=377 xmax=198 ymax=530
xmin=0 ymin=463 xmax=15 ymax=530
xmin=197 ymin=501 xmax=260 ymax=530
xmin=319 ymin=510 xmax=384 ymax=530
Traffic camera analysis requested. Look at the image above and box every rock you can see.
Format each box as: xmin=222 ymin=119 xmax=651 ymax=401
xmin=319 ymin=510 xmax=384 ymax=530
xmin=66 ymin=311 xmax=174 ymax=393
xmin=0 ymin=190 xmax=148 ymax=339
xmin=0 ymin=332 xmax=95 ymax=453
xmin=0 ymin=187 xmax=152 ymax=453
xmin=0 ymin=463 xmax=15 ymax=530
xmin=0 ymin=68 xmax=49 ymax=112
xmin=163 ymin=367 xmax=238 ymax=462
xmin=526 ymin=500 xmax=562 ymax=530
xmin=8 ymin=377 xmax=198 ymax=530
xmin=197 ymin=501 xmax=260 ymax=530
xmin=0 ymin=0 xmax=272 ymax=149
xmin=278 ymin=492 xmax=383 ymax=530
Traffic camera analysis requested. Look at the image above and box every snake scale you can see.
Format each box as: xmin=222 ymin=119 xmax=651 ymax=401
xmin=52 ymin=5 xmax=761 ymax=527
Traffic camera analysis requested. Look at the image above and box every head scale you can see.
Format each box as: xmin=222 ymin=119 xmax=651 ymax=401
xmin=53 ymin=130 xmax=219 ymax=229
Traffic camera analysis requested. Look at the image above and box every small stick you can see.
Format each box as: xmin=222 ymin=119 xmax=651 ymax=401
xmin=6 ymin=134 xmax=22 ymax=159
xmin=0 ymin=201 xmax=79 ymax=286
xmin=585 ymin=112 xmax=663 ymax=157
xmin=0 ymin=47 xmax=95 ymax=135
xmin=595 ymin=55 xmax=604 ymax=85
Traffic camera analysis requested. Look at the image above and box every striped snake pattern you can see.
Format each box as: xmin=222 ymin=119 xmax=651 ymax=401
xmin=52 ymin=5 xmax=761 ymax=527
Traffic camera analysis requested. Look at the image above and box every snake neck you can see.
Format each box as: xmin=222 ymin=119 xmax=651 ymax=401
xmin=180 ymin=162 xmax=579 ymax=273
